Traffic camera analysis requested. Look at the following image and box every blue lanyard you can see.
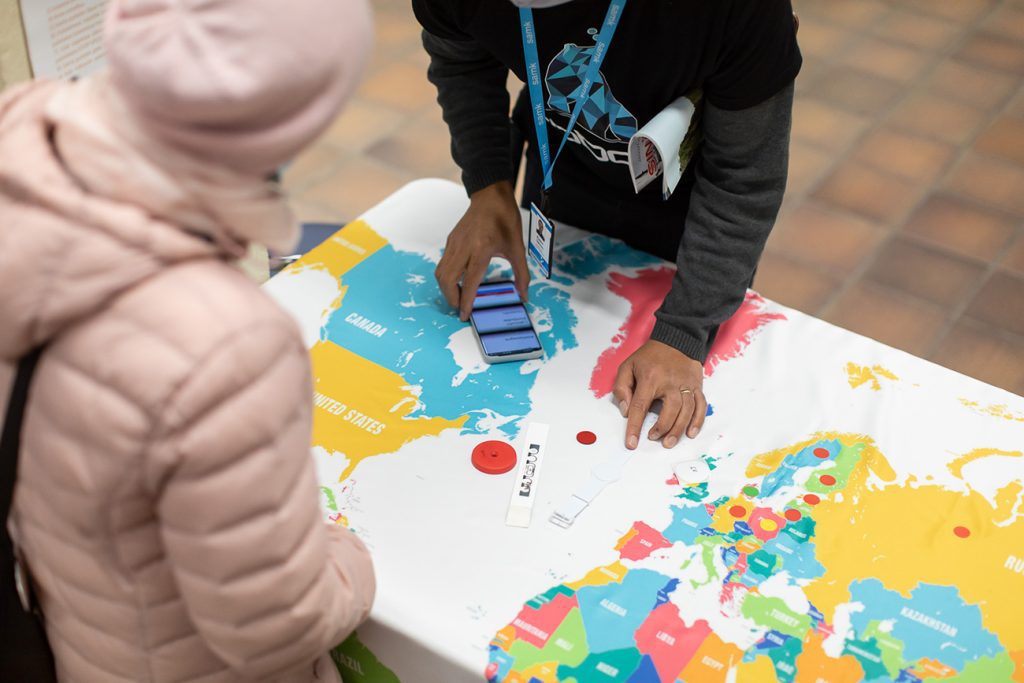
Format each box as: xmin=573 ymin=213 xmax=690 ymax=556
xmin=519 ymin=0 xmax=627 ymax=193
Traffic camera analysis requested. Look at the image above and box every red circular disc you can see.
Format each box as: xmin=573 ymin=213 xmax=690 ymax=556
xmin=954 ymin=526 xmax=971 ymax=538
xmin=576 ymin=431 xmax=597 ymax=445
xmin=785 ymin=509 xmax=802 ymax=522
xmin=729 ymin=505 xmax=747 ymax=518
xmin=819 ymin=474 xmax=837 ymax=486
xmin=813 ymin=448 xmax=830 ymax=459
xmin=472 ymin=440 xmax=517 ymax=475
xmin=803 ymin=493 xmax=821 ymax=505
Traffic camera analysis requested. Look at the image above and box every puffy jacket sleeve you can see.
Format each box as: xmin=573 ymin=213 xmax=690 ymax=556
xmin=145 ymin=320 xmax=375 ymax=679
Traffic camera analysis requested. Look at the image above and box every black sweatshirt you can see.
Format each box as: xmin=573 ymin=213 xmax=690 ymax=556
xmin=413 ymin=0 xmax=801 ymax=362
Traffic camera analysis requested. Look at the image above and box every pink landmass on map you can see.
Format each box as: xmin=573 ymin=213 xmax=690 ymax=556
xmin=703 ymin=292 xmax=787 ymax=376
xmin=509 ymin=591 xmax=577 ymax=649
xmin=589 ymin=267 xmax=675 ymax=397
xmin=619 ymin=521 xmax=673 ymax=561
xmin=589 ymin=272 xmax=786 ymax=397
xmin=634 ymin=604 xmax=712 ymax=681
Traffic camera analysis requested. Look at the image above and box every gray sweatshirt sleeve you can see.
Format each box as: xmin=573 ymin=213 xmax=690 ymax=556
xmin=650 ymin=82 xmax=794 ymax=363
xmin=421 ymin=30 xmax=514 ymax=195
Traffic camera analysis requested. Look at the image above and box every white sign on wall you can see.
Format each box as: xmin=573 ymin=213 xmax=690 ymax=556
xmin=20 ymin=0 xmax=108 ymax=80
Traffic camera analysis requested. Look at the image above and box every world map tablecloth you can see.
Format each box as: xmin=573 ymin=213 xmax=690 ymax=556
xmin=265 ymin=180 xmax=1024 ymax=683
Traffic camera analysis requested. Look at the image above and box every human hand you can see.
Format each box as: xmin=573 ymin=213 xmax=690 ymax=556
xmin=613 ymin=340 xmax=707 ymax=450
xmin=435 ymin=180 xmax=530 ymax=321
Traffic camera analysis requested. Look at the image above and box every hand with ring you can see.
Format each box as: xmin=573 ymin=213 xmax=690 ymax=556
xmin=612 ymin=340 xmax=707 ymax=450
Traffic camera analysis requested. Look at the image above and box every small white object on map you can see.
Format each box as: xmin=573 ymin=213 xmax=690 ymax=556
xmin=506 ymin=422 xmax=550 ymax=528
xmin=673 ymin=459 xmax=710 ymax=486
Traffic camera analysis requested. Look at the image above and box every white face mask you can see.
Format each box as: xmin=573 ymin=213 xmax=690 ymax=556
xmin=508 ymin=0 xmax=575 ymax=7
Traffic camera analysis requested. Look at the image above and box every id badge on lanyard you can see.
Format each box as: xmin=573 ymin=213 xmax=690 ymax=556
xmin=519 ymin=0 xmax=626 ymax=278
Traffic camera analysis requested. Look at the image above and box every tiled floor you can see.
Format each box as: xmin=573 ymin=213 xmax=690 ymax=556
xmin=284 ymin=0 xmax=1024 ymax=395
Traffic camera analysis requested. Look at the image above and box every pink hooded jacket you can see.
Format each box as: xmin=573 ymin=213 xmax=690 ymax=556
xmin=0 ymin=2 xmax=376 ymax=681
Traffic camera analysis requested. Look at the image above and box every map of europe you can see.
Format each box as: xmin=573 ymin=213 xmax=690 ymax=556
xmin=267 ymin=214 xmax=1023 ymax=683
xmin=486 ymin=438 xmax=1024 ymax=682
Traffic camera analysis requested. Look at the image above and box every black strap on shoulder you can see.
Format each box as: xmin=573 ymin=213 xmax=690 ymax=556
xmin=1 ymin=347 xmax=44 ymax=517
xmin=1 ymin=345 xmax=57 ymax=682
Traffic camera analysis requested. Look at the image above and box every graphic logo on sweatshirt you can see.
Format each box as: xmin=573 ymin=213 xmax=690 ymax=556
xmin=544 ymin=28 xmax=637 ymax=160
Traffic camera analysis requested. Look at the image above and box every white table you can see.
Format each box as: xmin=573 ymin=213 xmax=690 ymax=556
xmin=266 ymin=179 xmax=1024 ymax=683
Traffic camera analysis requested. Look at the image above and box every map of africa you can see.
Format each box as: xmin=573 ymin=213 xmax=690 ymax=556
xmin=264 ymin=181 xmax=1024 ymax=683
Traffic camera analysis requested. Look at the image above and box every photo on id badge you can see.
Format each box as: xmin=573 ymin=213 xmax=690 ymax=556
xmin=469 ymin=280 xmax=544 ymax=364
xmin=528 ymin=202 xmax=554 ymax=280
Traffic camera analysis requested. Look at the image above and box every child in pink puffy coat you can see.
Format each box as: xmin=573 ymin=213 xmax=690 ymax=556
xmin=0 ymin=1 xmax=376 ymax=680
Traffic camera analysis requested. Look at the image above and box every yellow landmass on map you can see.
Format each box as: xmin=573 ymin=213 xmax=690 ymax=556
xmin=959 ymin=399 xmax=1024 ymax=423
xmin=846 ymin=362 xmax=899 ymax=391
xmin=947 ymin=448 xmax=1023 ymax=479
xmin=282 ymin=220 xmax=388 ymax=326
xmin=910 ymin=658 xmax=956 ymax=678
xmin=735 ymin=655 xmax=778 ymax=681
xmin=285 ymin=219 xmax=387 ymax=281
xmin=804 ymin=447 xmax=1024 ymax=655
xmin=565 ymin=561 xmax=627 ymax=590
xmin=310 ymin=340 xmax=467 ymax=481
xmin=679 ymin=631 xmax=743 ymax=682
xmin=520 ymin=662 xmax=559 ymax=682
xmin=793 ymin=632 xmax=863 ymax=683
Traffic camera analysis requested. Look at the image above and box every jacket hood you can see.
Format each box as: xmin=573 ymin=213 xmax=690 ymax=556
xmin=0 ymin=81 xmax=221 ymax=362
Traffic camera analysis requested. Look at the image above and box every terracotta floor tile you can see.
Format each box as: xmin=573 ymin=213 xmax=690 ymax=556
xmin=954 ymin=31 xmax=1024 ymax=75
xmin=973 ymin=115 xmax=1024 ymax=166
xmin=944 ymin=152 xmax=1024 ymax=216
xmin=374 ymin=8 xmax=426 ymax=59
xmin=282 ymin=144 xmax=344 ymax=193
xmin=796 ymin=16 xmax=859 ymax=59
xmin=767 ymin=201 xmax=887 ymax=275
xmin=1007 ymin=89 xmax=1024 ymax=119
xmin=982 ymin=3 xmax=1024 ymax=42
xmin=319 ymin=98 xmax=409 ymax=153
xmin=930 ymin=320 xmax=1024 ymax=392
xmin=902 ymin=193 xmax=1019 ymax=261
xmin=791 ymin=98 xmax=871 ymax=151
xmin=839 ymin=38 xmax=934 ymax=83
xmin=886 ymin=92 xmax=989 ymax=145
xmin=296 ymin=157 xmax=414 ymax=221
xmin=360 ymin=61 xmax=440 ymax=113
xmin=797 ymin=0 xmax=891 ymax=29
xmin=897 ymin=0 xmax=998 ymax=23
xmin=851 ymin=127 xmax=956 ymax=185
xmin=965 ymin=271 xmax=1024 ymax=336
xmin=365 ymin=115 xmax=459 ymax=178
xmin=864 ymin=235 xmax=987 ymax=308
xmin=787 ymin=142 xmax=836 ymax=197
xmin=807 ymin=66 xmax=903 ymax=117
xmin=870 ymin=8 xmax=963 ymax=51
xmin=290 ymin=199 xmax=345 ymax=226
xmin=823 ymin=281 xmax=948 ymax=356
xmin=926 ymin=59 xmax=1019 ymax=109
xmin=753 ymin=251 xmax=842 ymax=314
xmin=813 ymin=162 xmax=922 ymax=224
xmin=1001 ymin=232 xmax=1024 ymax=275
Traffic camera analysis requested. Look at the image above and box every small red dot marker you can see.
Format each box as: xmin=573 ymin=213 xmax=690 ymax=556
xmin=576 ymin=431 xmax=597 ymax=445
xmin=819 ymin=474 xmax=837 ymax=486
xmin=471 ymin=440 xmax=517 ymax=475
xmin=954 ymin=526 xmax=971 ymax=538
xmin=785 ymin=509 xmax=802 ymax=522
xmin=813 ymin=448 xmax=830 ymax=459
xmin=803 ymin=493 xmax=821 ymax=505
xmin=729 ymin=505 xmax=747 ymax=518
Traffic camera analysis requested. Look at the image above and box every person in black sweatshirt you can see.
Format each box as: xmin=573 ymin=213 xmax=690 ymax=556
xmin=413 ymin=0 xmax=801 ymax=451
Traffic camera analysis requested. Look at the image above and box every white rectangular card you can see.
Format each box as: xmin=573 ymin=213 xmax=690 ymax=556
xmin=527 ymin=203 xmax=555 ymax=279
xmin=506 ymin=422 xmax=550 ymax=528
